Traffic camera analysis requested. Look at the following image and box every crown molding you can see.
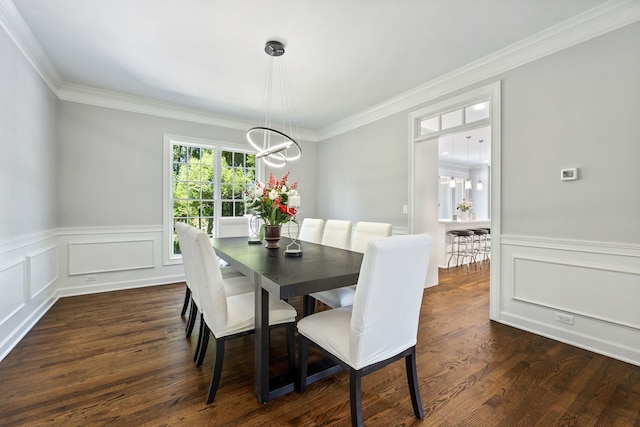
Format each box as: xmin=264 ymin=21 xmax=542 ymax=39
xmin=318 ymin=0 xmax=640 ymax=141
xmin=0 ymin=0 xmax=62 ymax=94
xmin=57 ymin=83 xmax=319 ymax=142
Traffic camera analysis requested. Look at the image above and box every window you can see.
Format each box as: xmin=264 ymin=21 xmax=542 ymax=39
xmin=417 ymin=99 xmax=490 ymax=140
xmin=164 ymin=135 xmax=257 ymax=261
xmin=220 ymin=151 xmax=256 ymax=217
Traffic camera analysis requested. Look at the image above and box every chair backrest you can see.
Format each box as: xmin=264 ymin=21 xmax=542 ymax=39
xmin=349 ymin=234 xmax=432 ymax=368
xmin=351 ymin=221 xmax=393 ymax=253
xmin=217 ymin=216 xmax=250 ymax=238
xmin=190 ymin=227 xmax=229 ymax=330
xmin=298 ymin=218 xmax=325 ymax=244
xmin=175 ymin=222 xmax=201 ymax=310
xmin=321 ymin=220 xmax=352 ymax=250
xmin=175 ymin=222 xmax=191 ymax=284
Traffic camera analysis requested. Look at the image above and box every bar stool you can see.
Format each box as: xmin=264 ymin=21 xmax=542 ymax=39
xmin=484 ymin=228 xmax=491 ymax=262
xmin=469 ymin=228 xmax=490 ymax=267
xmin=447 ymin=230 xmax=475 ymax=272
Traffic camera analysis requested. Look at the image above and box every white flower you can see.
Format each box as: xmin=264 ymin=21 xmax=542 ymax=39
xmin=457 ymin=199 xmax=472 ymax=211
xmin=268 ymin=189 xmax=279 ymax=200
xmin=253 ymin=182 xmax=265 ymax=197
xmin=288 ymin=189 xmax=298 ymax=196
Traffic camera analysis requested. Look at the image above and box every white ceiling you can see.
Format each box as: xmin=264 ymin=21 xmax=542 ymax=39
xmin=10 ymin=0 xmax=609 ymax=131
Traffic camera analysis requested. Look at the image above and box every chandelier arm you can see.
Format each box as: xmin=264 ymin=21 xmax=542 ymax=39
xmin=247 ymin=40 xmax=302 ymax=166
xmin=247 ymin=127 xmax=302 ymax=160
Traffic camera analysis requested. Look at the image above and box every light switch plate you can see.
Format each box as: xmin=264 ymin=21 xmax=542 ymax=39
xmin=561 ymin=168 xmax=578 ymax=181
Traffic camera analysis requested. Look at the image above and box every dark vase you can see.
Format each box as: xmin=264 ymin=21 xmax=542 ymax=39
xmin=264 ymin=225 xmax=282 ymax=249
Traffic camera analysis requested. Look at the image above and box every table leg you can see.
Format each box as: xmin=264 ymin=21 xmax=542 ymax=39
xmin=254 ymin=272 xmax=270 ymax=403
xmin=253 ymin=272 xmax=296 ymax=403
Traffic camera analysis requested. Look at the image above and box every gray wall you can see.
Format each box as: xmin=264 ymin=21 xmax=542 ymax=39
xmin=0 ymin=24 xmax=59 ymax=360
xmin=57 ymin=102 xmax=318 ymax=228
xmin=316 ymin=111 xmax=408 ymax=227
xmin=318 ymin=22 xmax=640 ymax=243
xmin=0 ymin=28 xmax=58 ymax=241
xmin=317 ymin=22 xmax=640 ymax=364
xmin=499 ymin=22 xmax=640 ymax=243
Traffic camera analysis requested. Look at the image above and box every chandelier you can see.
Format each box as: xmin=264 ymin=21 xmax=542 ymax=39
xmin=246 ymin=40 xmax=302 ymax=168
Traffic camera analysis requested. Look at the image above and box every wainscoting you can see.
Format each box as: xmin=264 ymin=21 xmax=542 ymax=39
xmin=2 ymin=229 xmax=639 ymax=367
xmin=0 ymin=226 xmax=184 ymax=361
xmin=0 ymin=230 xmax=59 ymax=361
xmin=498 ymin=235 xmax=640 ymax=366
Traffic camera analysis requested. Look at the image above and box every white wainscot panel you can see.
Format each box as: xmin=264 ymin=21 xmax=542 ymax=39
xmin=68 ymin=239 xmax=154 ymax=275
xmin=0 ymin=260 xmax=25 ymax=324
xmin=26 ymin=245 xmax=58 ymax=299
xmin=512 ymin=256 xmax=640 ymax=329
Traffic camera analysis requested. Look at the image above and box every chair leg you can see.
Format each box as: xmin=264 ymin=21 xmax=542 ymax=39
xmin=286 ymin=323 xmax=296 ymax=374
xmin=180 ymin=285 xmax=191 ymax=316
xmin=195 ymin=317 xmax=209 ymax=367
xmin=205 ymin=336 xmax=226 ymax=404
xmin=303 ymin=295 xmax=316 ymax=317
xmin=185 ymin=299 xmax=197 ymax=338
xmin=297 ymin=335 xmax=309 ymax=392
xmin=349 ymin=369 xmax=364 ymax=427
xmin=193 ymin=313 xmax=204 ymax=361
xmin=405 ymin=347 xmax=424 ymax=420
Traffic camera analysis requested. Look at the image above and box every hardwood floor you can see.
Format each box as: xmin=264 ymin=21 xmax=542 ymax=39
xmin=1 ymin=265 xmax=639 ymax=426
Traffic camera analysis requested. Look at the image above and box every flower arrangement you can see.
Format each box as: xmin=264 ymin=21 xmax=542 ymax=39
xmin=457 ymin=199 xmax=472 ymax=212
xmin=246 ymin=172 xmax=298 ymax=227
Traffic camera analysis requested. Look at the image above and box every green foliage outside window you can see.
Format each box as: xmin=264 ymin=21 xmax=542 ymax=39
xmin=171 ymin=144 xmax=256 ymax=255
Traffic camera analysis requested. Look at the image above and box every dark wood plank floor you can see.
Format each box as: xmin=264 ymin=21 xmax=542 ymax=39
xmin=1 ymin=265 xmax=639 ymax=426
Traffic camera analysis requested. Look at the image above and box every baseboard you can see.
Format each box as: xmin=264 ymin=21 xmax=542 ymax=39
xmin=58 ymin=274 xmax=185 ymax=297
xmin=497 ymin=235 xmax=640 ymax=367
xmin=0 ymin=292 xmax=58 ymax=362
xmin=498 ymin=313 xmax=640 ymax=367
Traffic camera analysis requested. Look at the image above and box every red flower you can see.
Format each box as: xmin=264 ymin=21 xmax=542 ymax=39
xmin=248 ymin=171 xmax=298 ymax=225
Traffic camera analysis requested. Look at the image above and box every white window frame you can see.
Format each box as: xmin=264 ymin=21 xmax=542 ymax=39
xmin=162 ymin=134 xmax=261 ymax=265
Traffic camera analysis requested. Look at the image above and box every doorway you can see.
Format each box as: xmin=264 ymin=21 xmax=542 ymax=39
xmin=408 ymin=82 xmax=501 ymax=319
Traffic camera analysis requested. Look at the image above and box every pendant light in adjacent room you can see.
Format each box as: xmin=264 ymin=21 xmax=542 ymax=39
xmin=464 ymin=136 xmax=472 ymax=189
xmin=449 ymin=135 xmax=456 ymax=188
xmin=477 ymin=139 xmax=484 ymax=190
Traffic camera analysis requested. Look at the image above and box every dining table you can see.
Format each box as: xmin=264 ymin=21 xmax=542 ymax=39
xmin=210 ymin=236 xmax=364 ymax=403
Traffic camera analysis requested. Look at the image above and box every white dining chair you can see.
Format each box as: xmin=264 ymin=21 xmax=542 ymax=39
xmin=217 ymin=216 xmax=250 ymax=238
xmin=178 ymin=223 xmax=254 ymax=363
xmin=183 ymin=225 xmax=256 ymax=361
xmin=304 ymin=221 xmax=392 ymax=316
xmin=175 ymin=222 xmax=196 ymax=318
xmin=320 ymin=219 xmax=352 ymax=249
xmin=350 ymin=221 xmax=393 ymax=253
xmin=190 ymin=227 xmax=298 ymax=403
xmin=216 ymin=216 xmax=252 ymax=276
xmin=298 ymin=218 xmax=325 ymax=244
xmin=297 ymin=234 xmax=432 ymax=427
xmin=302 ymin=220 xmax=353 ymax=316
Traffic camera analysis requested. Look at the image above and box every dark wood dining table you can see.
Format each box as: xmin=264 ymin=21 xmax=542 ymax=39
xmin=210 ymin=236 xmax=364 ymax=403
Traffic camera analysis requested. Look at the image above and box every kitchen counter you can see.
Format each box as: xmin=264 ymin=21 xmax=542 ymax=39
xmin=437 ymin=219 xmax=490 ymax=268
